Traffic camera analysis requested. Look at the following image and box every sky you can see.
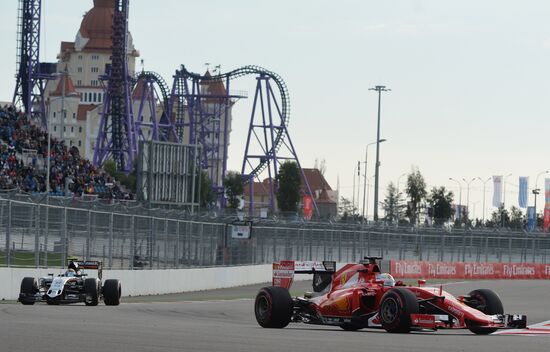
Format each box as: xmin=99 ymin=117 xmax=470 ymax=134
xmin=1 ymin=0 xmax=550 ymax=220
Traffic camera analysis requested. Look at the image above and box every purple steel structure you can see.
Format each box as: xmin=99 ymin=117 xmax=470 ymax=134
xmin=169 ymin=65 xmax=318 ymax=216
xmin=12 ymin=0 xmax=53 ymax=126
xmin=169 ymin=66 xmax=243 ymax=204
xmin=133 ymin=70 xmax=178 ymax=143
xmin=93 ymin=0 xmax=136 ymax=172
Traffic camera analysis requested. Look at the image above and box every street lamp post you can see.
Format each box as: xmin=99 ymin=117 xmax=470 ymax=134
xmin=476 ymin=176 xmax=491 ymax=224
xmin=365 ymin=175 xmax=375 ymax=220
xmin=353 ymin=161 xmax=360 ymax=215
xmin=362 ymin=139 xmax=386 ymax=220
xmin=369 ymin=85 xmax=390 ymax=221
xmin=462 ymin=177 xmax=476 ymax=220
xmin=449 ymin=178 xmax=462 ymax=221
xmin=533 ymin=171 xmax=549 ymax=225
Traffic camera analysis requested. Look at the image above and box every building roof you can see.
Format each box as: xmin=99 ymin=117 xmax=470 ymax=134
xmin=78 ymin=0 xmax=115 ymax=51
xmin=201 ymin=70 xmax=228 ymax=104
xmin=50 ymin=74 xmax=80 ymax=97
xmin=243 ymin=179 xmax=272 ymax=197
xmin=301 ymin=168 xmax=332 ymax=192
xmin=244 ymin=168 xmax=336 ymax=204
xmin=77 ymin=104 xmax=98 ymax=121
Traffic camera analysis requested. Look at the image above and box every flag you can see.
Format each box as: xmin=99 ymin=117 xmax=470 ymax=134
xmin=303 ymin=195 xmax=313 ymax=220
xmin=518 ymin=176 xmax=529 ymax=208
xmin=527 ymin=206 xmax=535 ymax=232
xmin=492 ymin=176 xmax=503 ymax=207
xmin=544 ymin=179 xmax=550 ymax=232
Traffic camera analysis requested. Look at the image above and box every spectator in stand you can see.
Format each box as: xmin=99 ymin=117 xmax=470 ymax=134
xmin=0 ymin=105 xmax=133 ymax=200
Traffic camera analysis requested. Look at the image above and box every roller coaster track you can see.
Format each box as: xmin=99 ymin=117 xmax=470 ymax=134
xmin=133 ymin=70 xmax=171 ymax=117
xmin=177 ymin=65 xmax=290 ymax=181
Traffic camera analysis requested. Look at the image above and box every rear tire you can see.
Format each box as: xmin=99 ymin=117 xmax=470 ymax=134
xmin=254 ymin=286 xmax=293 ymax=328
xmin=466 ymin=289 xmax=503 ymax=335
xmin=19 ymin=277 xmax=38 ymax=305
xmin=84 ymin=278 xmax=99 ymax=306
xmin=103 ymin=279 xmax=121 ymax=306
xmin=379 ymin=288 xmax=419 ymax=333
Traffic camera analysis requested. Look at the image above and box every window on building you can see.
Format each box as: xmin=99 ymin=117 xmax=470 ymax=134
xmin=93 ymin=93 xmax=97 ymax=102
xmin=98 ymin=94 xmax=102 ymax=102
xmin=77 ymin=67 xmax=83 ymax=73
xmin=78 ymin=141 xmax=81 ymax=147
xmin=70 ymin=141 xmax=73 ymax=146
xmin=64 ymin=126 xmax=66 ymax=132
xmin=53 ymin=112 xmax=56 ymax=118
xmin=91 ymin=67 xmax=98 ymax=73
xmin=77 ymin=80 xmax=82 ymax=86
xmin=79 ymin=126 xmax=82 ymax=133
xmin=71 ymin=127 xmax=74 ymax=133
xmin=91 ymin=55 xmax=99 ymax=60
xmin=63 ymin=111 xmax=67 ymax=119
xmin=78 ymin=55 xmax=83 ymax=60
xmin=54 ymin=126 xmax=56 ymax=131
xmin=72 ymin=113 xmax=76 ymax=120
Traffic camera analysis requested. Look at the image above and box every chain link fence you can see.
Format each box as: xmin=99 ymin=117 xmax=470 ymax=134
xmin=1 ymin=196 xmax=550 ymax=269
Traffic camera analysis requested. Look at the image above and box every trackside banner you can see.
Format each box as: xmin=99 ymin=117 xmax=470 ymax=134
xmin=390 ymin=260 xmax=550 ymax=280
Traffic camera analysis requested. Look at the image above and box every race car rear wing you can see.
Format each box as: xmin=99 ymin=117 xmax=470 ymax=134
xmin=272 ymin=260 xmax=336 ymax=290
xmin=68 ymin=260 xmax=103 ymax=280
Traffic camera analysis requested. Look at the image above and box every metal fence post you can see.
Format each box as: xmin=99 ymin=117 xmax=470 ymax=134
xmin=164 ymin=219 xmax=168 ymax=269
xmin=62 ymin=207 xmax=67 ymax=268
xmin=6 ymin=200 xmax=12 ymax=266
xmin=34 ymin=204 xmax=40 ymax=267
xmin=86 ymin=211 xmax=91 ymax=260
xmin=130 ymin=215 xmax=136 ymax=270
xmin=108 ymin=213 xmax=113 ymax=269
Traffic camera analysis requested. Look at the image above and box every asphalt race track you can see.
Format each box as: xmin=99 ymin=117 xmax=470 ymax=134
xmin=1 ymin=280 xmax=550 ymax=352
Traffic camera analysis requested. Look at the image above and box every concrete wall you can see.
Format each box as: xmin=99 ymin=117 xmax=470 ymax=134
xmin=0 ymin=265 xmax=274 ymax=301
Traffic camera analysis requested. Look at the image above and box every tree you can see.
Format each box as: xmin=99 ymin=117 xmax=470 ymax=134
xmin=276 ymin=161 xmax=302 ymax=212
xmin=198 ymin=170 xmax=214 ymax=208
xmin=428 ymin=186 xmax=454 ymax=225
xmin=405 ymin=167 xmax=427 ymax=225
xmin=381 ymin=182 xmax=405 ymax=224
xmin=338 ymin=197 xmax=357 ymax=220
xmin=509 ymin=206 xmax=525 ymax=229
xmin=103 ymin=159 xmax=136 ymax=193
xmin=223 ymin=171 xmax=244 ymax=209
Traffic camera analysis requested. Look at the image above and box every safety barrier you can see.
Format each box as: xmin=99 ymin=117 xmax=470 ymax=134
xmin=390 ymin=260 xmax=550 ymax=280
xmin=0 ymin=264 xmax=273 ymax=301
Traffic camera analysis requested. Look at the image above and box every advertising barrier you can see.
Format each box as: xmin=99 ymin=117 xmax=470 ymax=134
xmin=390 ymin=260 xmax=550 ymax=280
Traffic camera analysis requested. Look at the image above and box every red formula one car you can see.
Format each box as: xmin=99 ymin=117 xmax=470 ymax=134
xmin=254 ymin=257 xmax=527 ymax=334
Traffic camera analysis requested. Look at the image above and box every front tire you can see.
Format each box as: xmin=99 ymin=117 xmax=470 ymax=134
xmin=103 ymin=279 xmax=121 ymax=306
xmin=19 ymin=277 xmax=38 ymax=305
xmin=379 ymin=288 xmax=419 ymax=333
xmin=254 ymin=286 xmax=293 ymax=328
xmin=84 ymin=278 xmax=99 ymax=306
xmin=466 ymin=289 xmax=503 ymax=335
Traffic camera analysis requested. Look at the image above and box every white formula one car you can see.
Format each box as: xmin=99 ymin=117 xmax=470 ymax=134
xmin=18 ymin=260 xmax=121 ymax=306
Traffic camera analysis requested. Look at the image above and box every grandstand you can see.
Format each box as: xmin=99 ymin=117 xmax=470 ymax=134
xmin=0 ymin=104 xmax=132 ymax=199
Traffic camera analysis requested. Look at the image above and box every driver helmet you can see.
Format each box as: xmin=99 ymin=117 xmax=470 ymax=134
xmin=68 ymin=261 xmax=80 ymax=274
xmin=375 ymin=273 xmax=396 ymax=287
xmin=66 ymin=269 xmax=76 ymax=277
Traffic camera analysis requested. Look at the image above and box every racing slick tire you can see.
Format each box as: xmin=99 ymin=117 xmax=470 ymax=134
xmin=84 ymin=278 xmax=100 ymax=306
xmin=19 ymin=277 xmax=38 ymax=305
xmin=103 ymin=279 xmax=121 ymax=306
xmin=465 ymin=289 xmax=504 ymax=335
xmin=254 ymin=286 xmax=293 ymax=328
xmin=379 ymin=288 xmax=419 ymax=333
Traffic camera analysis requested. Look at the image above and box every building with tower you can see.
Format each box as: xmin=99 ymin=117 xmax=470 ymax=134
xmin=44 ymin=0 xmax=139 ymax=160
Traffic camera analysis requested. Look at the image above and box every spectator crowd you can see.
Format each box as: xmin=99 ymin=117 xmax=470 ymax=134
xmin=0 ymin=105 xmax=133 ymax=200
